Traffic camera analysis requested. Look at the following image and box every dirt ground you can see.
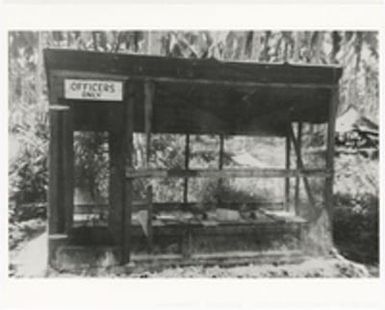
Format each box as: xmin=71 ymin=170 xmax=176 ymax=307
xmin=128 ymin=258 xmax=373 ymax=278
xmin=10 ymin=230 xmax=377 ymax=278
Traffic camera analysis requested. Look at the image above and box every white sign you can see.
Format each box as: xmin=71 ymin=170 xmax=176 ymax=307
xmin=64 ymin=79 xmax=123 ymax=101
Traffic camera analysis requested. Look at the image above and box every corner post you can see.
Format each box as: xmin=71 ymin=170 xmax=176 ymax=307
xmin=325 ymin=87 xmax=339 ymax=238
xmin=122 ymin=81 xmax=135 ymax=263
xmin=49 ymin=105 xmax=74 ymax=235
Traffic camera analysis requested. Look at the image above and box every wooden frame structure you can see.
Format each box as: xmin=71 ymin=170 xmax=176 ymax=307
xmin=44 ymin=49 xmax=342 ymax=269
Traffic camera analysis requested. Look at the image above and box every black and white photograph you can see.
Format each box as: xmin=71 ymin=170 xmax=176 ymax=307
xmin=7 ymin=30 xmax=379 ymax=279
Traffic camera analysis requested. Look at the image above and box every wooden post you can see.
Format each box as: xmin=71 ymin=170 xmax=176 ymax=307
xmin=108 ymin=129 xmax=126 ymax=248
xmin=325 ymin=87 xmax=339 ymax=236
xmin=62 ymin=108 xmax=74 ymax=232
xmin=144 ymin=81 xmax=155 ymax=167
xmin=123 ymin=82 xmax=135 ymax=263
xmin=183 ymin=134 xmax=190 ymax=203
xmin=218 ymin=135 xmax=225 ymax=205
xmin=284 ymin=128 xmax=291 ymax=212
xmin=294 ymin=122 xmax=303 ymax=215
xmin=144 ymin=81 xmax=154 ymax=254
xmin=219 ymin=135 xmax=225 ymax=170
xmin=146 ymin=185 xmax=153 ymax=253
xmin=49 ymin=105 xmax=73 ymax=235
xmin=289 ymin=123 xmax=316 ymax=210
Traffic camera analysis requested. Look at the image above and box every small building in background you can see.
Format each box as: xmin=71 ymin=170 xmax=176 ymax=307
xmin=335 ymin=106 xmax=378 ymax=158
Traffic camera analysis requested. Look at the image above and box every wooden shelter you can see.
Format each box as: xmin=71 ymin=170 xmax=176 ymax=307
xmin=44 ymin=49 xmax=342 ymax=270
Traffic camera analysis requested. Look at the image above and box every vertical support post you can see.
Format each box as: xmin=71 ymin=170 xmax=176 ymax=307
xmin=144 ymin=81 xmax=154 ymax=255
xmin=284 ymin=126 xmax=291 ymax=212
xmin=183 ymin=134 xmax=190 ymax=203
xmin=218 ymin=135 xmax=225 ymax=206
xmin=146 ymin=185 xmax=153 ymax=253
xmin=62 ymin=108 xmax=74 ymax=232
xmin=49 ymin=105 xmax=73 ymax=235
xmin=108 ymin=129 xmax=126 ymax=247
xmin=294 ymin=122 xmax=303 ymax=215
xmin=219 ymin=134 xmax=225 ymax=170
xmin=144 ymin=80 xmax=155 ymax=168
xmin=181 ymin=134 xmax=192 ymax=259
xmin=123 ymin=82 xmax=135 ymax=263
xmin=325 ymin=87 xmax=339 ymax=237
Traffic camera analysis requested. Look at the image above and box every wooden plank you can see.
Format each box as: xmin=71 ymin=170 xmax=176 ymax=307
xmin=48 ymin=107 xmax=65 ymax=234
xmin=294 ymin=122 xmax=303 ymax=215
xmin=76 ymin=201 xmax=286 ymax=214
xmin=131 ymin=201 xmax=285 ymax=212
xmin=181 ymin=227 xmax=193 ymax=259
xmin=289 ymin=124 xmax=316 ymax=209
xmin=284 ymin=129 xmax=291 ymax=212
xmin=48 ymin=105 xmax=73 ymax=234
xmin=45 ymin=49 xmax=343 ymax=86
xmin=123 ymin=82 xmax=135 ymax=263
xmin=144 ymin=80 xmax=155 ymax=167
xmin=219 ymin=135 xmax=225 ymax=170
xmin=62 ymin=107 xmax=74 ymax=232
xmin=183 ymin=134 xmax=190 ymax=203
xmin=146 ymin=186 xmax=153 ymax=253
xmin=218 ymin=134 xmax=225 ymax=205
xmin=108 ymin=130 xmax=126 ymax=246
xmin=325 ymin=87 xmax=339 ymax=233
xmin=126 ymin=168 xmax=331 ymax=179
xmin=192 ymin=250 xmax=302 ymax=260
xmin=130 ymin=220 xmax=306 ymax=237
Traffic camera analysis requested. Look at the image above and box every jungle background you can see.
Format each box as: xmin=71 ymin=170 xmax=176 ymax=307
xmin=8 ymin=31 xmax=379 ymax=276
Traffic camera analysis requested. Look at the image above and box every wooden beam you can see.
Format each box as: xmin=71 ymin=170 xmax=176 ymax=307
xmin=325 ymin=87 xmax=339 ymax=234
xmin=122 ymin=82 xmax=135 ymax=263
xmin=294 ymin=122 xmax=303 ymax=215
xmin=126 ymin=167 xmax=331 ymax=179
xmin=73 ymin=201 xmax=286 ymax=214
xmin=121 ymin=76 xmax=335 ymax=90
xmin=130 ymin=201 xmax=285 ymax=212
xmin=62 ymin=107 xmax=74 ymax=232
xmin=219 ymin=135 xmax=225 ymax=170
xmin=183 ymin=134 xmax=190 ymax=203
xmin=218 ymin=135 xmax=225 ymax=205
xmin=146 ymin=185 xmax=153 ymax=253
xmin=45 ymin=49 xmax=342 ymax=87
xmin=108 ymin=130 xmax=126 ymax=248
xmin=289 ymin=124 xmax=317 ymax=210
xmin=144 ymin=80 xmax=155 ymax=167
xmin=48 ymin=106 xmax=61 ymax=234
xmin=284 ymin=129 xmax=291 ymax=212
xmin=49 ymin=105 xmax=73 ymax=234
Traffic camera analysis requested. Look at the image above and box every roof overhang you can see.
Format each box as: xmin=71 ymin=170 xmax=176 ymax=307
xmin=44 ymin=49 xmax=343 ymax=136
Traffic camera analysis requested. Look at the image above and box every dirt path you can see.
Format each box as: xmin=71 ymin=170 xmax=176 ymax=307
xmin=10 ymin=231 xmax=48 ymax=278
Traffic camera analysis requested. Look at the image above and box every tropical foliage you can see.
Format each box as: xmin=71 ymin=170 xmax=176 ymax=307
xmin=8 ymin=31 xmax=379 ymax=202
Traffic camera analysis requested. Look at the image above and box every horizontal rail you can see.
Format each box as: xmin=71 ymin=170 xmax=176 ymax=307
xmin=126 ymin=168 xmax=332 ymax=179
xmin=131 ymin=201 xmax=284 ymax=212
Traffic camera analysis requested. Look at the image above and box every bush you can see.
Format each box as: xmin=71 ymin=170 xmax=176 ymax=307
xmin=333 ymin=193 xmax=379 ymax=264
